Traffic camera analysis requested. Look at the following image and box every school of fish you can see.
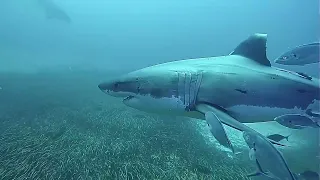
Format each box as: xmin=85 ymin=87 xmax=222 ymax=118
xmin=247 ymin=41 xmax=320 ymax=180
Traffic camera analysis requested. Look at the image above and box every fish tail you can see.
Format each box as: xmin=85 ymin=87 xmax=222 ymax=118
xmin=286 ymin=133 xmax=292 ymax=141
xmin=313 ymin=119 xmax=320 ymax=128
xmin=317 ymin=120 xmax=320 ymax=127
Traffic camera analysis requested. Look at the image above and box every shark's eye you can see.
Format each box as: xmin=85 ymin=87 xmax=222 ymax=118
xmin=114 ymin=83 xmax=119 ymax=88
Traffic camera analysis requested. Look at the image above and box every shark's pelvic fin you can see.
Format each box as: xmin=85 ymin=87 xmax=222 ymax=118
xmin=196 ymin=104 xmax=255 ymax=132
xmin=230 ymin=33 xmax=271 ymax=67
xmin=204 ymin=111 xmax=235 ymax=153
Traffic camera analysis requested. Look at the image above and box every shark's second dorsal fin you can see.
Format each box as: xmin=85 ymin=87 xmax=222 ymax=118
xmin=230 ymin=33 xmax=271 ymax=67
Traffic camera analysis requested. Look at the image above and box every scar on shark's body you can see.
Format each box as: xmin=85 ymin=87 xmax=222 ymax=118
xmin=235 ymin=89 xmax=248 ymax=94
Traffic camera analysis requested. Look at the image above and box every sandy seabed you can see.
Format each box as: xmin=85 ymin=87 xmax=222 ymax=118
xmin=0 ymin=71 xmax=317 ymax=180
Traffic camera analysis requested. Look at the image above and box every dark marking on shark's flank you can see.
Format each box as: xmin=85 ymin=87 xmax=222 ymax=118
xmin=297 ymin=89 xmax=307 ymax=93
xmin=222 ymin=72 xmax=238 ymax=75
xmin=235 ymin=89 xmax=247 ymax=94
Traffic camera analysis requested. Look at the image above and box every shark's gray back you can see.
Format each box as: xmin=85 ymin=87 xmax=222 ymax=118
xmin=196 ymin=56 xmax=319 ymax=109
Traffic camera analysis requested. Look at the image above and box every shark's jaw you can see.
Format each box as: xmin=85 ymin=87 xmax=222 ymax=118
xmin=101 ymin=89 xmax=136 ymax=102
xmin=122 ymin=94 xmax=190 ymax=114
xmin=123 ymin=95 xmax=135 ymax=102
xmin=99 ymin=86 xmax=189 ymax=115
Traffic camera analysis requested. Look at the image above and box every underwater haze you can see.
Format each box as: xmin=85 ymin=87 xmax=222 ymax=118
xmin=0 ymin=0 xmax=319 ymax=180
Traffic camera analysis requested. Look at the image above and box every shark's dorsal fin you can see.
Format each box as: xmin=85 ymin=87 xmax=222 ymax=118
xmin=230 ymin=33 xmax=271 ymax=67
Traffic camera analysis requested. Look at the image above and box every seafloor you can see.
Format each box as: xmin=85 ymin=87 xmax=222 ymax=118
xmin=0 ymin=70 xmax=318 ymax=180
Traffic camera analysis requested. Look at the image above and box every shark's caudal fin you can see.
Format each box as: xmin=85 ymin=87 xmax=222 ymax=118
xmin=230 ymin=33 xmax=271 ymax=67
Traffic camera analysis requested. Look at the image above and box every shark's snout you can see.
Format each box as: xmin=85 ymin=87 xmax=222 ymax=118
xmin=98 ymin=82 xmax=110 ymax=93
xmin=98 ymin=81 xmax=134 ymax=98
xmin=274 ymin=56 xmax=287 ymax=64
xmin=242 ymin=131 xmax=257 ymax=148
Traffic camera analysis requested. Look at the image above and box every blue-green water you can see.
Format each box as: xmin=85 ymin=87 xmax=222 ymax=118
xmin=0 ymin=0 xmax=319 ymax=179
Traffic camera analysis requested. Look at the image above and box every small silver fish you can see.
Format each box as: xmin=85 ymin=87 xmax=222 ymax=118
xmin=243 ymin=131 xmax=296 ymax=180
xmin=274 ymin=42 xmax=320 ymax=66
xmin=275 ymin=114 xmax=320 ymax=129
xmin=266 ymin=134 xmax=291 ymax=142
xmin=298 ymin=170 xmax=319 ymax=180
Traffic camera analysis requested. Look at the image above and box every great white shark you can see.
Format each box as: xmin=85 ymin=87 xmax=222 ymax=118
xmin=38 ymin=0 xmax=71 ymax=23
xmin=98 ymin=33 xmax=320 ymax=153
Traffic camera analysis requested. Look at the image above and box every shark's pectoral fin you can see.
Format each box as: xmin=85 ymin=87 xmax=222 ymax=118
xmin=204 ymin=111 xmax=235 ymax=153
xmin=196 ymin=104 xmax=287 ymax=147
xmin=248 ymin=159 xmax=276 ymax=179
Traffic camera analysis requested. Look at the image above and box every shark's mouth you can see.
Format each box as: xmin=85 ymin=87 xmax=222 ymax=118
xmin=123 ymin=96 xmax=134 ymax=102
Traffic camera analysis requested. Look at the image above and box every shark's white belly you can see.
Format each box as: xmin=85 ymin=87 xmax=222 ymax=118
xmin=122 ymin=92 xmax=319 ymax=124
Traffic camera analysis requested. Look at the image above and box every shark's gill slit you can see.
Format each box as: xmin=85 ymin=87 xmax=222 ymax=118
xmin=192 ymin=72 xmax=203 ymax=111
xmin=185 ymin=72 xmax=192 ymax=109
xmin=176 ymin=71 xmax=203 ymax=111
xmin=188 ymin=73 xmax=193 ymax=110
